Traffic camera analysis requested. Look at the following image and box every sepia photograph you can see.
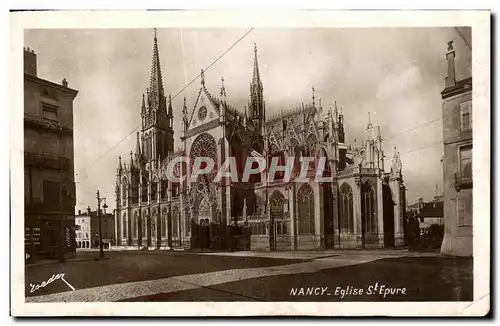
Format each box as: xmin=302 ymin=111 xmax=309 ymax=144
xmin=10 ymin=10 xmax=490 ymax=316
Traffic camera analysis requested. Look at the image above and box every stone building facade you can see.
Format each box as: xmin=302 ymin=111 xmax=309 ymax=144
xmin=24 ymin=47 xmax=78 ymax=258
xmin=75 ymin=207 xmax=115 ymax=249
xmin=440 ymin=41 xmax=473 ymax=257
xmin=114 ymin=30 xmax=406 ymax=250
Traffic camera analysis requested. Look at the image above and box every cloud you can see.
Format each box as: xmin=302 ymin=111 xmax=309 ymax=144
xmin=376 ymin=65 xmax=423 ymax=100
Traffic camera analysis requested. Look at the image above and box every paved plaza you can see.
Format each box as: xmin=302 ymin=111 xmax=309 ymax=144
xmin=25 ymin=250 xmax=472 ymax=302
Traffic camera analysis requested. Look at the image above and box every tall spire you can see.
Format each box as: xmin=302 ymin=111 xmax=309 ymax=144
xmin=312 ymin=86 xmax=315 ymax=106
xmin=148 ymin=28 xmax=164 ymax=110
xmin=135 ymin=132 xmax=141 ymax=161
xmin=252 ymin=43 xmax=260 ymax=85
xmin=249 ymin=43 xmax=264 ymax=127
xmin=141 ymin=93 xmax=146 ymax=116
xmin=220 ymin=76 xmax=226 ymax=100
xmin=117 ymin=155 xmax=122 ymax=175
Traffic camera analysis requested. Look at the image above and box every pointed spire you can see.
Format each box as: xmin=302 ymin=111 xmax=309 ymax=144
xmin=117 ymin=155 xmax=123 ymax=174
xmin=367 ymin=112 xmax=372 ymax=128
xmin=130 ymin=150 xmax=134 ymax=168
xmin=141 ymin=93 xmax=146 ymax=116
xmin=182 ymin=97 xmax=188 ymax=131
xmin=312 ymin=86 xmax=315 ymax=106
xmin=167 ymin=94 xmax=173 ymax=117
xmin=377 ymin=125 xmax=382 ymax=140
xmin=252 ymin=43 xmax=260 ymax=85
xmin=200 ymin=69 xmax=205 ymax=86
xmin=220 ymin=76 xmax=226 ymax=99
xmin=148 ymin=28 xmax=164 ymax=110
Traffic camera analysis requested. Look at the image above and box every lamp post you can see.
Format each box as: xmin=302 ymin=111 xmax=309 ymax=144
xmin=96 ymin=190 xmax=107 ymax=259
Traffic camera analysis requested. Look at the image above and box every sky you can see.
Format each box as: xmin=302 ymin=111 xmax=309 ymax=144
xmin=24 ymin=27 xmax=472 ymax=211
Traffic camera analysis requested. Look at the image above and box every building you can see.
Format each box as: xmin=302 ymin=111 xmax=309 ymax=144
xmin=75 ymin=207 xmax=115 ymax=249
xmin=407 ymin=197 xmax=444 ymax=236
xmin=114 ymin=30 xmax=406 ymax=251
xmin=440 ymin=41 xmax=473 ymax=257
xmin=24 ymin=47 xmax=78 ymax=259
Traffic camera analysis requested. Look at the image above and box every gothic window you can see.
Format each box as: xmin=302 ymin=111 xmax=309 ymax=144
xmin=298 ymin=184 xmax=315 ymax=235
xmin=161 ymin=180 xmax=168 ymax=199
xmin=362 ymin=181 xmax=377 ymax=234
xmin=151 ymin=209 xmax=157 ymax=234
xmin=254 ymin=195 xmax=263 ymax=215
xmin=141 ymin=178 xmax=148 ymax=202
xmin=268 ymin=151 xmax=286 ymax=180
xmin=189 ymin=133 xmax=217 ymax=179
xmin=142 ymin=210 xmax=148 ymax=237
xmin=133 ymin=211 xmax=138 ymax=238
xmin=172 ymin=206 xmax=179 ymax=237
xmin=305 ymin=134 xmax=317 ymax=157
xmin=270 ymin=191 xmax=284 ymax=212
xmin=122 ymin=184 xmax=127 ymax=206
xmin=339 ymin=183 xmax=354 ymax=233
xmin=122 ymin=213 xmax=127 ymax=239
xmin=151 ymin=182 xmax=158 ymax=201
xmin=161 ymin=208 xmax=167 ymax=237
xmin=131 ymin=183 xmax=138 ymax=205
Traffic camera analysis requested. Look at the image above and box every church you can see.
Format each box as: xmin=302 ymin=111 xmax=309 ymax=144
xmin=114 ymin=30 xmax=407 ymax=251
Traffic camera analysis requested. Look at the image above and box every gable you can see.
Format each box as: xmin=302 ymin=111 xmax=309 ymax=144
xmin=187 ymin=87 xmax=221 ymax=131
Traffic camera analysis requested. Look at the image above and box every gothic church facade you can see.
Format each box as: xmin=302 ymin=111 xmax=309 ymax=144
xmin=114 ymin=31 xmax=407 ymax=250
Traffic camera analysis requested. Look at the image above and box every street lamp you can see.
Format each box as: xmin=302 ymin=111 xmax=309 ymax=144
xmin=96 ymin=190 xmax=107 ymax=259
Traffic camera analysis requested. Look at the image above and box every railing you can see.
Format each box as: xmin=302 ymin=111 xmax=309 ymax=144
xmin=454 ymin=172 xmax=473 ymax=191
xmin=24 ymin=113 xmax=73 ymax=133
xmin=24 ymin=152 xmax=71 ymax=171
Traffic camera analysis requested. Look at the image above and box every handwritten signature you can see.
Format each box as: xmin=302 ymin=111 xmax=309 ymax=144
xmin=29 ymin=273 xmax=75 ymax=293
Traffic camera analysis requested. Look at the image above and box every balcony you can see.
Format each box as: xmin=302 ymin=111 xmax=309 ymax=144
xmin=454 ymin=172 xmax=472 ymax=191
xmin=24 ymin=113 xmax=72 ymax=134
xmin=25 ymin=152 xmax=71 ymax=171
xmin=25 ymin=199 xmax=74 ymax=215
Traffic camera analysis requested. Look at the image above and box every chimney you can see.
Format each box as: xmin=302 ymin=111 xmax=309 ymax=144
xmin=78 ymin=209 xmax=81 ymax=216
xmin=24 ymin=47 xmax=37 ymax=76
xmin=87 ymin=205 xmax=91 ymax=215
xmin=445 ymin=41 xmax=456 ymax=88
xmin=62 ymin=78 xmax=68 ymax=87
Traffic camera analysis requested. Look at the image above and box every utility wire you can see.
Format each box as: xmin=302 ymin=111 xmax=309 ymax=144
xmin=384 ymin=116 xmax=443 ymax=142
xmin=399 ymin=140 xmax=443 ymax=156
xmin=76 ymin=27 xmax=254 ymax=179
xmin=455 ymin=27 xmax=471 ymax=51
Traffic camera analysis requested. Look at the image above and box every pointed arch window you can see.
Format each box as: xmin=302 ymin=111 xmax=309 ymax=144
xmin=172 ymin=206 xmax=179 ymax=237
xmin=339 ymin=183 xmax=354 ymax=233
xmin=298 ymin=184 xmax=315 ymax=235
xmin=133 ymin=211 xmax=138 ymax=238
xmin=161 ymin=208 xmax=167 ymax=237
xmin=362 ymin=181 xmax=377 ymax=234
xmin=142 ymin=210 xmax=148 ymax=237
xmin=122 ymin=213 xmax=127 ymax=239
xmin=190 ymin=133 xmax=217 ymax=180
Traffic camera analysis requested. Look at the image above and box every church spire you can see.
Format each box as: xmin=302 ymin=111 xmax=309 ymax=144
xmin=252 ymin=43 xmax=261 ymax=86
xmin=249 ymin=43 xmax=264 ymax=129
xmin=148 ymin=28 xmax=165 ymax=110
